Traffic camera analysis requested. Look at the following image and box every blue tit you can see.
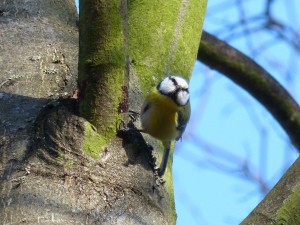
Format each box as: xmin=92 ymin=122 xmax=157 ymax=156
xmin=141 ymin=76 xmax=191 ymax=177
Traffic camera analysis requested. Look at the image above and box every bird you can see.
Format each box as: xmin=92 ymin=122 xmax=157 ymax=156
xmin=140 ymin=75 xmax=191 ymax=177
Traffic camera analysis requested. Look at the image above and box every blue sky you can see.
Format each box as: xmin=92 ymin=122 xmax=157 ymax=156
xmin=174 ymin=1 xmax=299 ymax=224
xmin=75 ymin=1 xmax=299 ymax=224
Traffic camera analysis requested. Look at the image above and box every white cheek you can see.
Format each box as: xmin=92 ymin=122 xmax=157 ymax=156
xmin=160 ymin=78 xmax=176 ymax=94
xmin=177 ymin=91 xmax=189 ymax=106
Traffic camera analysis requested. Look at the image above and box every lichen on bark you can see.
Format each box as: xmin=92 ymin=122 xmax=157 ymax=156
xmin=78 ymin=0 xmax=126 ymax=143
xmin=241 ymin=157 xmax=300 ymax=225
xmin=270 ymin=184 xmax=300 ymax=225
xmin=78 ymin=0 xmax=207 ymax=224
xmin=82 ymin=121 xmax=106 ymax=158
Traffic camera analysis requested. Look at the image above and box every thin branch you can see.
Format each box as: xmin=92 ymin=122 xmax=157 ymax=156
xmin=198 ymin=31 xmax=300 ymax=151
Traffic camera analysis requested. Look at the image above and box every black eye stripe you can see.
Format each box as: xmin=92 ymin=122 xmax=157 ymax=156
xmin=177 ymin=88 xmax=189 ymax=94
xmin=169 ymin=77 xmax=189 ymax=91
xmin=170 ymin=77 xmax=178 ymax=86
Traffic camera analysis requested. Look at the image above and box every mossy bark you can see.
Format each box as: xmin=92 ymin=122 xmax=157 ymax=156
xmin=241 ymin=157 xmax=300 ymax=225
xmin=2 ymin=0 xmax=299 ymax=224
xmin=128 ymin=0 xmax=207 ymax=92
xmin=127 ymin=2 xmax=207 ymax=222
xmin=78 ymin=0 xmax=126 ymax=144
xmin=0 ymin=0 xmax=79 ymax=224
xmin=78 ymin=0 xmax=207 ymax=223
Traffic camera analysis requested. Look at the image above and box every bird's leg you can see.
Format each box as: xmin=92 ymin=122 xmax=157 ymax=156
xmin=158 ymin=142 xmax=171 ymax=177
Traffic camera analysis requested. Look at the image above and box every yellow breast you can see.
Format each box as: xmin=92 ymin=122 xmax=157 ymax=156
xmin=141 ymin=89 xmax=179 ymax=142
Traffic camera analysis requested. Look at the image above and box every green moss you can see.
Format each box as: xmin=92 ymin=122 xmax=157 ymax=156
xmin=57 ymin=151 xmax=64 ymax=161
xmin=165 ymin=144 xmax=176 ymax=224
xmin=79 ymin=1 xmax=207 ymax=223
xmin=82 ymin=121 xmax=107 ymax=159
xmin=79 ymin=0 xmax=126 ymax=137
xmin=65 ymin=161 xmax=73 ymax=169
xmin=79 ymin=0 xmax=125 ymax=72
xmin=127 ymin=1 xmax=207 ymax=223
xmin=170 ymin=0 xmax=206 ymax=77
xmin=128 ymin=0 xmax=207 ymax=93
xmin=270 ymin=185 xmax=300 ymax=225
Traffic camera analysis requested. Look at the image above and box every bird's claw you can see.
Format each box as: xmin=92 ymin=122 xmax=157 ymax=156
xmin=117 ymin=119 xmax=127 ymax=130
xmin=154 ymin=169 xmax=166 ymax=185
xmin=129 ymin=110 xmax=140 ymax=122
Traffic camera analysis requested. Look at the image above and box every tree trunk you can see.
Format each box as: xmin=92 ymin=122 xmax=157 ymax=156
xmin=77 ymin=0 xmax=206 ymax=224
xmin=0 ymin=0 xmax=79 ymax=223
xmin=1 ymin=0 xmax=299 ymax=224
xmin=0 ymin=0 xmax=207 ymax=224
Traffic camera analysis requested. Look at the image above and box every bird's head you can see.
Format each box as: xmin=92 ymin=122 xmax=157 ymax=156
xmin=157 ymin=76 xmax=190 ymax=106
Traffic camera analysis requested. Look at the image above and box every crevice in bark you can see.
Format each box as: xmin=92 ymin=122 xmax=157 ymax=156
xmin=0 ymin=98 xmax=172 ymax=224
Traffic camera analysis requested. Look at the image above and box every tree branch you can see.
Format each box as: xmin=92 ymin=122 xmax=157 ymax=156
xmin=240 ymin=156 xmax=300 ymax=225
xmin=198 ymin=31 xmax=300 ymax=151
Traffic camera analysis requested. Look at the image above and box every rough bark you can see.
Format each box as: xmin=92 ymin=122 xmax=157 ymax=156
xmin=78 ymin=0 xmax=206 ymax=224
xmin=0 ymin=0 xmax=207 ymax=224
xmin=1 ymin=0 xmax=299 ymax=224
xmin=241 ymin=157 xmax=300 ymax=225
xmin=0 ymin=0 xmax=79 ymax=224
